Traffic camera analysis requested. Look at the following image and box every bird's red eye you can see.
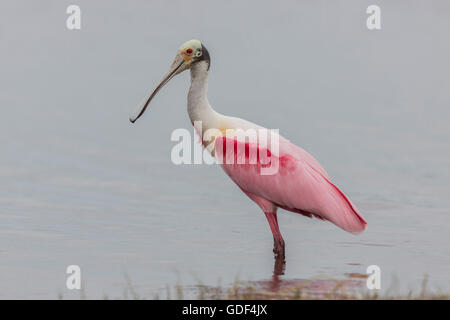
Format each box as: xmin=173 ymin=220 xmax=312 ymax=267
xmin=186 ymin=48 xmax=193 ymax=55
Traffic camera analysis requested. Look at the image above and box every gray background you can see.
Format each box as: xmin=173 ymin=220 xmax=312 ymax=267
xmin=0 ymin=1 xmax=449 ymax=298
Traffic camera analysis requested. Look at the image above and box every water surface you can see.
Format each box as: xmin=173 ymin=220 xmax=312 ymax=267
xmin=0 ymin=1 xmax=449 ymax=298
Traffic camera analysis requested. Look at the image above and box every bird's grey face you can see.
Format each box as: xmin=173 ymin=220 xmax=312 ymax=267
xmin=130 ymin=39 xmax=209 ymax=123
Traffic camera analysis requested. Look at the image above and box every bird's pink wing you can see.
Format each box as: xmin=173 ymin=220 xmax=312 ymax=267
xmin=278 ymin=136 xmax=330 ymax=180
xmin=215 ymin=136 xmax=367 ymax=234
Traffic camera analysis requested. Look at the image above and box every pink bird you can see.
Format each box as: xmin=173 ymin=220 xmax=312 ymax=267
xmin=130 ymin=40 xmax=367 ymax=260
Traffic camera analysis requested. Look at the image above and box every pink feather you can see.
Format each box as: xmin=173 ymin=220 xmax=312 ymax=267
xmin=215 ymin=136 xmax=367 ymax=234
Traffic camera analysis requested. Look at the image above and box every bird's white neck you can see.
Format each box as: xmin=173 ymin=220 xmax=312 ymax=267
xmin=187 ymin=61 xmax=221 ymax=130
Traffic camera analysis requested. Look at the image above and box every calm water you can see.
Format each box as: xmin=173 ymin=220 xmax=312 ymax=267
xmin=0 ymin=1 xmax=449 ymax=298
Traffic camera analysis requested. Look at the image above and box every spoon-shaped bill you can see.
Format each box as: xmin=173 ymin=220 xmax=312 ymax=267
xmin=129 ymin=53 xmax=186 ymax=123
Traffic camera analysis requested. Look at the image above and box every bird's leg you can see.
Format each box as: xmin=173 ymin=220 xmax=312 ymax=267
xmin=273 ymin=253 xmax=286 ymax=276
xmin=264 ymin=211 xmax=285 ymax=258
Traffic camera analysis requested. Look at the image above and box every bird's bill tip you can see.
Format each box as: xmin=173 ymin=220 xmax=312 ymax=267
xmin=129 ymin=111 xmax=139 ymax=123
xmin=129 ymin=106 xmax=143 ymax=123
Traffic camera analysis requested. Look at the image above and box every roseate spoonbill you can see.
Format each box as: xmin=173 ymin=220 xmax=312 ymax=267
xmin=130 ymin=39 xmax=367 ymax=259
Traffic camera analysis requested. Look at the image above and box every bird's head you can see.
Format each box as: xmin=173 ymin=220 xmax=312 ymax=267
xmin=130 ymin=39 xmax=210 ymax=123
xmin=178 ymin=39 xmax=210 ymax=71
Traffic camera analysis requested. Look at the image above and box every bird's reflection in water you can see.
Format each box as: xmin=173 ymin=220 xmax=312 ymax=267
xmin=269 ymin=253 xmax=285 ymax=292
xmin=257 ymin=252 xmax=367 ymax=298
xmin=186 ymin=254 xmax=366 ymax=299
